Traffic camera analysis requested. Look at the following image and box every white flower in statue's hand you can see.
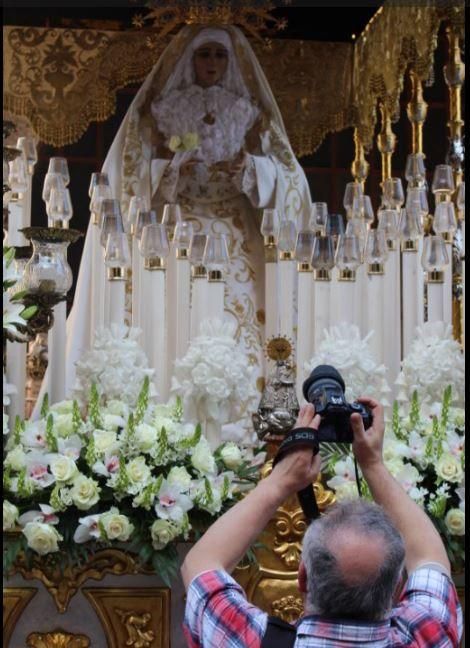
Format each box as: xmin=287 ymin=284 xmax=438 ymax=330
xmin=18 ymin=504 xmax=59 ymax=526
xmin=191 ymin=438 xmax=216 ymax=474
xmin=22 ymin=521 xmax=62 ymax=555
xmin=220 ymin=443 xmax=243 ymax=469
xmin=435 ymin=453 xmax=464 ymax=484
xmin=150 ymin=518 xmax=180 ymax=550
xmin=100 ymin=507 xmax=134 ymax=541
xmin=445 ymin=508 xmax=465 ymax=536
xmin=3 ymin=501 xmax=19 ymax=530
xmin=70 ymin=475 xmax=101 ymax=510
xmin=4 ymin=445 xmax=27 ymax=472
xmin=154 ymin=482 xmax=193 ymax=522
xmin=73 ymin=513 xmax=102 ymax=543
xmin=47 ymin=454 xmax=78 ymax=483
xmin=167 ymin=466 xmax=192 ymax=491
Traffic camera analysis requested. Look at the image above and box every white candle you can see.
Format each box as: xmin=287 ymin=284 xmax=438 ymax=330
xmin=6 ymin=340 xmax=26 ymax=426
xmin=90 ymin=223 xmax=105 ymax=339
xmin=48 ymin=301 xmax=67 ymax=403
xmin=296 ymin=268 xmax=314 ymax=400
xmin=383 ymin=245 xmax=401 ymax=390
xmin=175 ymin=254 xmax=191 ymax=360
xmin=105 ymin=277 xmax=126 ymax=327
xmin=205 ymin=275 xmax=225 ymax=322
xmin=190 ymin=275 xmax=207 ymax=339
xmin=278 ymin=257 xmax=296 ymax=340
xmin=443 ymin=241 xmax=453 ymax=325
xmin=141 ymin=266 xmax=166 ymax=400
xmin=427 ymin=279 xmax=445 ymax=322
xmin=335 ymin=275 xmax=356 ymax=328
xmin=313 ymin=276 xmax=331 ymax=352
xmin=264 ymin=256 xmax=278 ymax=343
xmin=131 ymin=236 xmax=141 ymax=329
xmin=365 ymin=272 xmax=385 ymax=364
xmin=6 ymin=201 xmax=28 ymax=247
xmin=401 ymin=243 xmax=423 ymax=356
xmin=165 ymin=242 xmax=178 ymax=387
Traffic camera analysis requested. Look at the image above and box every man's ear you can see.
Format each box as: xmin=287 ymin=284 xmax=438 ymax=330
xmin=298 ymin=560 xmax=308 ymax=594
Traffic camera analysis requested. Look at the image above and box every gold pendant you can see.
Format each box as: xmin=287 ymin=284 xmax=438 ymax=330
xmin=203 ymin=112 xmax=216 ymax=125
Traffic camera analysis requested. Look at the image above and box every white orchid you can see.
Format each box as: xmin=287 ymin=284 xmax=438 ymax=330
xmin=154 ymin=482 xmax=193 ymax=522
xmin=18 ymin=504 xmax=59 ymax=526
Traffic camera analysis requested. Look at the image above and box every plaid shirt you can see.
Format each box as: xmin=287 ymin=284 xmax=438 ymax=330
xmin=183 ymin=567 xmax=463 ymax=647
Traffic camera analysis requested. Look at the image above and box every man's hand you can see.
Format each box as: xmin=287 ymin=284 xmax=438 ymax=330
xmin=269 ymin=404 xmax=321 ymax=496
xmin=351 ymin=397 xmax=385 ymax=471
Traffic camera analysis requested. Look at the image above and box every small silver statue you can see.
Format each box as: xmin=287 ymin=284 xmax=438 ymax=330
xmin=253 ymin=337 xmax=299 ymax=439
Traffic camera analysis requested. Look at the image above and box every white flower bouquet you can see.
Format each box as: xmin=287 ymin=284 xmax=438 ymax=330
xmin=321 ymin=387 xmax=465 ymax=571
xmin=168 ymin=132 xmax=200 ymax=153
xmin=3 ymin=377 xmax=261 ymax=581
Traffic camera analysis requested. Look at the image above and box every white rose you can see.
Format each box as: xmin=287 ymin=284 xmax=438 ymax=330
xmin=22 ymin=521 xmax=62 ymax=555
xmin=4 ymin=446 xmax=26 ymax=471
xmin=3 ymin=500 xmax=19 ymax=530
xmin=53 ymin=413 xmax=74 ymax=438
xmin=135 ymin=423 xmax=157 ymax=452
xmin=93 ymin=430 xmax=118 ymax=454
xmin=445 ymin=508 xmax=465 ymax=536
xmin=70 ymin=475 xmax=101 ymax=510
xmin=50 ymin=400 xmax=74 ymax=415
xmin=167 ymin=466 xmax=192 ymax=491
xmin=220 ymin=443 xmax=243 ymax=469
xmin=191 ymin=439 xmax=216 ymax=474
xmin=127 ymin=457 xmax=151 ymax=485
xmin=150 ymin=519 xmax=179 ymax=550
xmin=105 ymin=400 xmax=129 ymax=418
xmin=103 ymin=414 xmax=125 ymax=431
xmin=435 ymin=453 xmax=464 ymax=483
xmin=49 ymin=455 xmax=78 ymax=483
xmin=100 ymin=508 xmax=134 ymax=541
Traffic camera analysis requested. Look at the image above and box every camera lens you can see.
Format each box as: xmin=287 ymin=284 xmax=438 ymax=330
xmin=302 ymin=365 xmax=346 ymax=405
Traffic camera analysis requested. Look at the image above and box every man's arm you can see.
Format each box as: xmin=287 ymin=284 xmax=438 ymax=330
xmin=181 ymin=405 xmax=321 ymax=589
xmin=350 ymin=398 xmax=450 ymax=574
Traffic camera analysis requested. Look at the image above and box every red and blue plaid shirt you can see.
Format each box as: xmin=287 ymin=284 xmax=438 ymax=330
xmin=183 ymin=567 xmax=463 ymax=647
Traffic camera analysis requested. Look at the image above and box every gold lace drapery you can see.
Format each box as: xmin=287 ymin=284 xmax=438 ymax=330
xmin=3 ymin=1 xmax=464 ymax=155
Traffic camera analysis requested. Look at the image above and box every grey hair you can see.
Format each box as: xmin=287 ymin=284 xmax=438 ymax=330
xmin=301 ymin=499 xmax=405 ymax=621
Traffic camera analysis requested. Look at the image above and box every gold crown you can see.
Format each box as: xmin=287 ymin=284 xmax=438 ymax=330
xmin=132 ymin=1 xmax=288 ymax=47
xmin=265 ymin=336 xmax=294 ymax=362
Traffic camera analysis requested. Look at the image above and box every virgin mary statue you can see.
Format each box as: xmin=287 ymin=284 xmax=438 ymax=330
xmin=51 ymin=24 xmax=312 ymax=405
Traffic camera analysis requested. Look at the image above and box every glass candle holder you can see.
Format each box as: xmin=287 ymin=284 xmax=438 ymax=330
xmin=22 ymin=232 xmax=75 ymax=295
xmin=189 ymin=233 xmax=208 ymax=277
xmin=47 ymin=157 xmax=69 ymax=186
xmin=382 ymin=177 xmax=404 ymax=210
xmin=405 ymin=153 xmax=426 ymax=184
xmin=421 ymin=235 xmax=449 ymax=278
xmin=431 ymin=164 xmax=455 ymax=195
xmin=378 ymin=208 xmax=399 ymax=250
xmin=140 ymin=223 xmax=170 ymax=269
xmin=399 ymin=207 xmax=421 ymax=250
xmin=311 ymin=235 xmax=335 ymax=280
xmin=203 ymin=233 xmax=230 ymax=280
xmin=127 ymin=196 xmax=148 ymax=235
xmin=133 ymin=209 xmax=157 ymax=241
xmin=343 ymin=182 xmax=363 ymax=218
xmin=433 ymin=201 xmax=457 ymax=239
xmin=278 ymin=219 xmax=297 ymax=258
xmin=345 ymin=218 xmax=366 ymax=260
xmin=295 ymin=231 xmax=315 ymax=269
xmin=335 ymin=234 xmax=362 ymax=280
xmin=16 ymin=136 xmax=37 ymax=175
xmin=88 ymin=172 xmax=109 ymax=199
xmin=311 ymin=202 xmax=328 ymax=233
xmin=47 ymin=187 xmax=73 ymax=228
xmin=325 ymin=213 xmax=345 ymax=239
xmin=90 ymin=183 xmax=112 ymax=225
xmin=162 ymin=203 xmax=182 ymax=241
xmin=99 ymin=199 xmax=124 ymax=248
xmin=174 ymin=221 xmax=194 ymax=258
xmin=364 ymin=228 xmax=388 ymax=273
xmin=261 ymin=208 xmax=279 ymax=246
xmin=8 ymin=156 xmax=28 ymax=196
xmin=105 ymin=231 xmax=131 ymax=268
xmin=406 ymin=186 xmax=429 ymax=218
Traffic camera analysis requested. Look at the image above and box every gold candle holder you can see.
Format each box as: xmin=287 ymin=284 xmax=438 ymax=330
xmin=314 ymin=268 xmax=331 ymax=281
xmin=107 ymin=266 xmax=127 ymax=281
xmin=49 ymin=219 xmax=70 ymax=229
xmin=427 ymin=270 xmax=444 ymax=283
xmin=442 ymin=232 xmax=454 ymax=244
xmin=91 ymin=212 xmax=100 ymax=226
xmin=338 ymin=268 xmax=356 ymax=281
xmin=191 ymin=265 xmax=207 ymax=278
xmin=401 ymin=239 xmax=418 ymax=252
xmin=367 ymin=263 xmax=384 ymax=275
xmin=208 ymin=269 xmax=223 ymax=282
xmin=263 ymin=235 xmax=276 ymax=247
xmin=297 ymin=262 xmax=312 ymax=272
xmin=386 ymin=239 xmax=396 ymax=251
xmin=176 ymin=248 xmax=189 ymax=259
xmin=279 ymin=251 xmax=294 ymax=261
xmin=144 ymin=257 xmax=166 ymax=270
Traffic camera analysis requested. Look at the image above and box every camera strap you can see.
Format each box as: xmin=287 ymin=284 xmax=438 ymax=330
xmin=272 ymin=427 xmax=320 ymax=522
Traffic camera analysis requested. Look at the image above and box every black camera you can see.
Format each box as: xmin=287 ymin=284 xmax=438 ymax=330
xmin=302 ymin=365 xmax=373 ymax=443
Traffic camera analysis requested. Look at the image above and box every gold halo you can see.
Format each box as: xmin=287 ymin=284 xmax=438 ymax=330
xmin=265 ymin=336 xmax=293 ymax=361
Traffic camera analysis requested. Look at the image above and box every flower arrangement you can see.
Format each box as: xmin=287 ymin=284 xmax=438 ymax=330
xmin=321 ymin=387 xmax=465 ymax=571
xmin=168 ymin=132 xmax=200 ymax=153
xmin=396 ymin=322 xmax=465 ymax=410
xmin=171 ymin=319 xmax=258 ymax=446
xmin=3 ymin=377 xmax=260 ymax=581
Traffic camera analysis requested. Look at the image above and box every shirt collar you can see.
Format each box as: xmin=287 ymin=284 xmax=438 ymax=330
xmin=296 ymin=615 xmax=391 ymax=643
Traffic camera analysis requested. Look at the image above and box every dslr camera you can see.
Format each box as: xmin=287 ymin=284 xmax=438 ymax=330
xmin=302 ymin=364 xmax=372 ymax=443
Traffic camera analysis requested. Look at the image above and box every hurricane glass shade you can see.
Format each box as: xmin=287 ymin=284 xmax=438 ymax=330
xmin=297 ymin=211 xmax=312 ymax=233
xmin=189 ymin=233 xmax=208 ymax=266
xmin=343 ymin=182 xmax=363 ymax=216
xmin=433 ymin=201 xmax=457 ymax=235
xmin=261 ymin=208 xmax=280 ymax=239
xmin=325 ymin=213 xmax=345 ymax=238
xmin=203 ymin=233 xmax=230 ymax=271
xmin=133 ymin=210 xmax=157 ymax=241
xmin=406 ymin=186 xmax=429 ymax=218
xmin=8 ymin=257 xmax=29 ymax=296
xmin=431 ymin=164 xmax=455 ymax=195
xmin=88 ymin=172 xmax=109 ymax=199
xmin=456 ymin=181 xmax=465 ymax=216
xmin=42 ymin=173 xmax=66 ymax=204
xmin=335 ymin=234 xmax=362 ymax=271
xmin=174 ymin=221 xmax=194 ymax=250
xmin=139 ymin=224 xmax=170 ymax=259
xmin=295 ymin=231 xmax=315 ymax=263
xmin=99 ymin=199 xmax=124 ymax=248
xmin=126 ymin=196 xmax=148 ymax=234
xmin=311 ymin=202 xmax=328 ymax=232
xmin=421 ymin=235 xmax=449 ymax=272
xmin=8 ymin=157 xmax=28 ymax=193
xmin=378 ymin=209 xmax=399 ymax=240
xmin=162 ymin=203 xmax=182 ymax=240
xmin=382 ymin=177 xmax=404 ymax=209
xmin=104 ymin=231 xmax=131 ymax=268
xmin=47 ymin=157 xmax=70 ymax=186
xmin=405 ymin=153 xmax=426 ymax=183
xmin=364 ymin=229 xmax=388 ymax=265
xmin=311 ymin=235 xmax=335 ymax=270
xmin=278 ymin=219 xmax=297 ymax=252
xmin=16 ymin=136 xmax=37 ymax=175
xmin=90 ymin=183 xmax=112 ymax=220
xmin=23 ymin=239 xmax=73 ymax=295
xmin=398 ymin=207 xmax=421 ymax=241
xmin=46 ymin=187 xmax=73 ymax=222
xmin=345 ymin=218 xmax=366 ymax=258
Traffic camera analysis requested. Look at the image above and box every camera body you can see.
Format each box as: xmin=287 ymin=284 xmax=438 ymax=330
xmin=302 ymin=365 xmax=372 ymax=443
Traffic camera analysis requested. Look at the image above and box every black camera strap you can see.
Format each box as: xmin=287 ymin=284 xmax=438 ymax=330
xmin=272 ymin=427 xmax=320 ymax=522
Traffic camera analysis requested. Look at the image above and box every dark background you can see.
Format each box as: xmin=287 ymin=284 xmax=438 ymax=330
xmin=3 ymin=4 xmax=458 ymax=303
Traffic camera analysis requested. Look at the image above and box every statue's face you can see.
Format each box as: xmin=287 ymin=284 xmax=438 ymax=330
xmin=193 ymin=41 xmax=229 ymax=87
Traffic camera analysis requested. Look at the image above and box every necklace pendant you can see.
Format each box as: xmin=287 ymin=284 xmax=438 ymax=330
xmin=203 ymin=112 xmax=216 ymax=125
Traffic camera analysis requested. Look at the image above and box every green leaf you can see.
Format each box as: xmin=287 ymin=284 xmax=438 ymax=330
xmin=19 ymin=305 xmax=38 ymax=320
xmin=45 ymin=414 xmax=58 ymax=452
xmin=13 ymin=415 xmax=22 ymax=445
xmin=40 ymin=393 xmax=49 ymax=418
xmin=89 ymin=383 xmax=103 ymax=428
xmin=410 ymin=390 xmax=420 ymax=427
xmin=172 ymin=396 xmax=183 ymax=422
xmin=72 ymin=400 xmax=82 ymax=434
xmin=134 ymin=377 xmax=149 ymax=425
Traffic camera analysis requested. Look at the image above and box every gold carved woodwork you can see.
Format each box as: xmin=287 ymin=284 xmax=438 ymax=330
xmin=406 ymin=70 xmax=428 ymax=157
xmin=11 ymin=548 xmax=141 ymax=613
xmin=377 ymin=102 xmax=396 ymax=182
xmin=351 ymin=129 xmax=369 ymax=187
xmin=83 ymin=587 xmax=170 ymax=648
xmin=3 ymin=587 xmax=37 ymax=648
xmin=26 ymin=629 xmax=90 ymax=648
xmin=271 ymin=594 xmax=304 ymax=623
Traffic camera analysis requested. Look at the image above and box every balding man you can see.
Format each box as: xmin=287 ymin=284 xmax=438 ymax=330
xmin=181 ymin=399 xmax=463 ymax=647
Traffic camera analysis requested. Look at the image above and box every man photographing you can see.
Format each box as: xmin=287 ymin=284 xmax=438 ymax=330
xmin=181 ymin=398 xmax=463 ymax=647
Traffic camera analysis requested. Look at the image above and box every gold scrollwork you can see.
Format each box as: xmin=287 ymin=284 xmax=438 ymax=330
xmin=115 ymin=609 xmax=155 ymax=648
xmin=26 ymin=629 xmax=90 ymax=648
xmin=11 ymin=548 xmax=141 ymax=613
xmin=3 ymin=587 xmax=37 ymax=647
xmin=273 ymin=508 xmax=307 ymax=570
xmin=271 ymin=594 xmax=304 ymax=623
